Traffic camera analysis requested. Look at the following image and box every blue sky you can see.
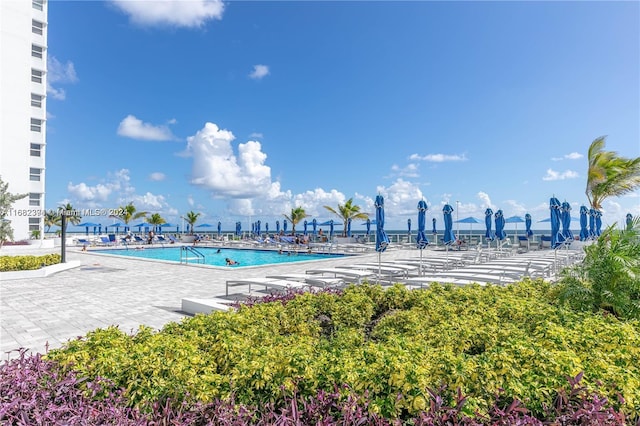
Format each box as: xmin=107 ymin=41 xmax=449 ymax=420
xmin=45 ymin=0 xmax=639 ymax=231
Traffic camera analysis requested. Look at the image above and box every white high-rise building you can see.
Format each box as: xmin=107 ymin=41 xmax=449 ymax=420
xmin=0 ymin=0 xmax=48 ymax=242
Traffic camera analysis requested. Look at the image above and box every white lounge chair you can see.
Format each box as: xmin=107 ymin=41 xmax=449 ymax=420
xmin=266 ymin=273 xmax=345 ymax=288
xmin=181 ymin=297 xmax=236 ymax=315
xmin=225 ymin=277 xmax=312 ymax=296
xmin=305 ymin=268 xmax=376 ymax=284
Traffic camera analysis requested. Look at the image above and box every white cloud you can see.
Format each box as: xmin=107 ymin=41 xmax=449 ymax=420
xmin=542 ymin=169 xmax=579 ymax=181
xmin=552 ymin=152 xmax=584 ymax=161
xmin=110 ymin=0 xmax=224 ymax=28
xmin=249 ymin=64 xmax=270 ymax=80
xmin=390 ymin=163 xmax=419 ymax=178
xmin=149 ymin=172 xmax=166 ymax=181
xmin=249 ymin=132 xmax=264 ymax=139
xmin=186 ymin=122 xmax=273 ymax=198
xmin=47 ymin=56 xmax=78 ymax=101
xmin=130 ymin=192 xmax=167 ymax=210
xmin=409 ymin=153 xmax=467 ymax=162
xmin=477 ymin=191 xmax=495 ymax=210
xmin=187 ymin=195 xmax=195 ymax=207
xmin=117 ymin=115 xmax=176 ymax=141
xmin=67 ymin=169 xmax=134 ymax=204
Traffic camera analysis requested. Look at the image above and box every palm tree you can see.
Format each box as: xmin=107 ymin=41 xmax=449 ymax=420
xmin=148 ymin=213 xmax=166 ymax=232
xmin=586 ymin=136 xmax=640 ymax=210
xmin=111 ymin=202 xmax=148 ymax=228
xmin=44 ymin=210 xmax=61 ymax=233
xmin=184 ymin=211 xmax=200 ymax=235
xmin=323 ymin=198 xmax=369 ymax=237
xmin=59 ymin=203 xmax=81 ymax=231
xmin=283 ymin=207 xmax=308 ymax=235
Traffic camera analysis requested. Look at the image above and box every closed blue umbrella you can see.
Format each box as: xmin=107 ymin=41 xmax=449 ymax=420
xmin=329 ymin=220 xmax=334 ymax=240
xmin=550 ymin=197 xmax=563 ymax=248
xmin=283 ymin=219 xmax=288 ymax=233
xmin=265 ymin=222 xmax=269 ymax=234
xmin=595 ymin=210 xmax=602 ymax=236
xmin=375 ymin=195 xmax=390 ymax=252
xmin=276 ymin=220 xmax=280 ymax=234
xmin=627 ymin=213 xmax=633 ymax=230
xmin=365 ymin=218 xmax=371 ymax=235
xmin=579 ymin=206 xmax=589 ymax=240
xmin=484 ymin=208 xmax=494 ymax=242
xmin=416 ymin=200 xmax=429 ymax=250
xmin=494 ymin=210 xmax=506 ymax=241
xmin=432 ymin=217 xmax=437 ymax=234
xmin=312 ymin=218 xmax=317 ymax=236
xmin=589 ymin=208 xmax=597 ymax=238
xmin=256 ymin=220 xmax=261 ymax=236
xmin=561 ymin=202 xmax=574 ymax=242
xmin=217 ymin=221 xmax=222 ymax=237
xmin=235 ymin=221 xmax=241 ymax=236
xmin=303 ymin=220 xmax=308 ymax=236
xmin=442 ymin=204 xmax=455 ymax=245
xmin=525 ymin=214 xmax=533 ymax=237
xmin=407 ymin=218 xmax=411 ymax=235
xmin=347 ymin=218 xmax=352 ymax=237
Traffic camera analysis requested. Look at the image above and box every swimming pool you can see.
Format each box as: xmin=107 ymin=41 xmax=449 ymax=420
xmin=92 ymin=246 xmax=344 ymax=267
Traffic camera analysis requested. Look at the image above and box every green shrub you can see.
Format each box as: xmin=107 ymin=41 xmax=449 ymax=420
xmin=47 ymin=281 xmax=640 ymax=420
xmin=0 ymin=253 xmax=61 ymax=271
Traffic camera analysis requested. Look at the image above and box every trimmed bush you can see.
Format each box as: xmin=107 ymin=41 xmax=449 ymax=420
xmin=0 ymin=253 xmax=61 ymax=271
xmin=44 ymin=281 xmax=640 ymax=421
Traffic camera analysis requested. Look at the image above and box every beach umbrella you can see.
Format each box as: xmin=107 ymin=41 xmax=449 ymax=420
xmin=256 ymin=220 xmax=261 ymax=236
xmin=589 ymin=208 xmax=596 ymax=238
xmin=484 ymin=208 xmax=494 ymax=242
xmin=627 ymin=213 xmax=633 ymax=230
xmin=217 ymin=221 xmax=222 ymax=237
xmin=347 ymin=218 xmax=352 ymax=237
xmin=432 ymin=217 xmax=437 ymax=234
xmin=108 ymin=222 xmax=124 ymax=234
xmin=312 ymin=218 xmax=317 ymax=236
xmin=560 ymin=202 xmax=574 ymax=242
xmin=365 ymin=218 xmax=371 ymax=235
xmin=407 ymin=218 xmax=411 ymax=235
xmin=329 ymin=220 xmax=334 ymax=240
xmin=158 ymin=223 xmax=174 ymax=234
xmin=303 ymin=220 xmax=308 ymax=236
xmin=456 ymin=216 xmax=481 ymax=242
xmin=525 ymin=214 xmax=533 ymax=237
xmin=494 ymin=210 xmax=506 ymax=241
xmin=505 ymin=216 xmax=525 ymax=239
xmin=375 ymin=195 xmax=390 ymax=282
xmin=595 ymin=210 xmax=602 ymax=236
xmin=251 ymin=222 xmax=255 ymax=235
xmin=276 ymin=220 xmax=280 ymax=233
xmin=442 ymin=204 xmax=455 ymax=245
xmin=579 ymin=206 xmax=590 ymax=240
xmin=235 ymin=221 xmax=241 ymax=236
xmin=283 ymin=219 xmax=288 ymax=234
xmin=416 ymin=201 xmax=429 ymax=274
xmin=265 ymin=222 xmax=269 ymax=234
xmin=77 ymin=222 xmax=100 ymax=236
xmin=550 ymin=197 xmax=563 ymax=248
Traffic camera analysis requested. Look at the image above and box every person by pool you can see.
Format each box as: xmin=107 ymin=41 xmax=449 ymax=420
xmin=225 ymin=258 xmax=240 ymax=266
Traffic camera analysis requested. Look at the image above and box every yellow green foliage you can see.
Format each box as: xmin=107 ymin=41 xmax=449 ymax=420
xmin=47 ymin=280 xmax=640 ymax=419
xmin=0 ymin=253 xmax=61 ymax=271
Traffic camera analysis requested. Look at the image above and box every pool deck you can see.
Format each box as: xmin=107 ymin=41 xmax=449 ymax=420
xmin=1 ymin=244 xmax=423 ymax=361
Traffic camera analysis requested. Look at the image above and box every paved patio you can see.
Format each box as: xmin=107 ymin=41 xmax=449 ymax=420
xmin=1 ymin=245 xmax=422 ymax=361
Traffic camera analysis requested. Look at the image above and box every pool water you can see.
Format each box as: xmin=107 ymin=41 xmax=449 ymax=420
xmin=93 ymin=246 xmax=343 ymax=267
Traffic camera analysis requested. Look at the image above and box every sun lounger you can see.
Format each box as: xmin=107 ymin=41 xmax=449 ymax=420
xmin=181 ymin=297 xmax=237 ymax=315
xmin=266 ymin=273 xmax=345 ymax=288
xmin=304 ymin=268 xmax=376 ymax=284
xmin=226 ymin=277 xmax=313 ymax=296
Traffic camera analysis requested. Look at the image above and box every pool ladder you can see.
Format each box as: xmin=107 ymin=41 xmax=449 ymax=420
xmin=180 ymin=246 xmax=205 ymax=264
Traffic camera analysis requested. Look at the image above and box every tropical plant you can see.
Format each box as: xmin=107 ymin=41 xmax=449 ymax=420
xmin=58 ymin=203 xmax=82 ymax=231
xmin=44 ymin=210 xmax=61 ymax=233
xmin=557 ymin=216 xmax=640 ymax=319
xmin=283 ymin=207 xmax=308 ymax=234
xmin=586 ymin=136 xmax=640 ymax=210
xmin=323 ymin=198 xmax=369 ymax=237
xmin=110 ymin=202 xmax=147 ymax=227
xmin=184 ymin=211 xmax=200 ymax=235
xmin=0 ymin=176 xmax=28 ymax=247
xmin=148 ymin=213 xmax=166 ymax=231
